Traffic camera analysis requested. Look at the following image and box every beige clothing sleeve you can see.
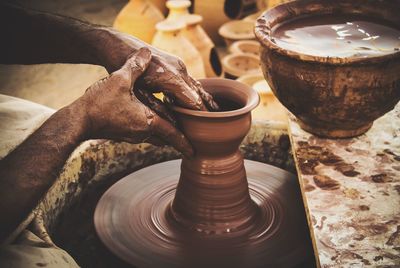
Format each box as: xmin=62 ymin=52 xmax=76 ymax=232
xmin=0 ymin=94 xmax=79 ymax=267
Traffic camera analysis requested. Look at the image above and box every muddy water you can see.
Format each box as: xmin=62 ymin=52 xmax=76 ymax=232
xmin=272 ymin=14 xmax=400 ymax=58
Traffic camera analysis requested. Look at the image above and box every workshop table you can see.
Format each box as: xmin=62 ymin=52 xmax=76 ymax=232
xmin=288 ymin=103 xmax=400 ymax=267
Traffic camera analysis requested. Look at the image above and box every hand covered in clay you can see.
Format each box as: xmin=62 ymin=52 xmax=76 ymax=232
xmin=80 ymin=47 xmax=193 ymax=157
xmin=100 ymin=30 xmax=219 ymax=111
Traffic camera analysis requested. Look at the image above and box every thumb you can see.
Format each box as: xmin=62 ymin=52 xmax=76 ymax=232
xmin=117 ymin=47 xmax=152 ymax=88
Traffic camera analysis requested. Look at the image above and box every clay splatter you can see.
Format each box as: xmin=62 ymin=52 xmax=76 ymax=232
xmin=296 ymin=141 xmax=359 ymax=177
xmin=313 ymin=175 xmax=340 ymax=190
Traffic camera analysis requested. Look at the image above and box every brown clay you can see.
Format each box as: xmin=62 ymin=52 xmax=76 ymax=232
xmin=94 ymin=79 xmax=312 ymax=267
xmin=255 ymin=0 xmax=400 ymax=138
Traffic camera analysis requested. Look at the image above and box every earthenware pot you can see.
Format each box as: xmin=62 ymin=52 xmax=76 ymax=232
xmin=193 ymin=0 xmax=230 ymax=45
xmin=267 ymin=0 xmax=290 ymax=9
xmin=229 ymin=40 xmax=261 ymax=57
xmin=113 ymin=0 xmax=164 ymax=44
xmin=181 ymin=14 xmax=222 ymax=77
xmin=150 ymin=0 xmax=168 ymax=16
xmin=237 ymin=73 xmax=288 ymax=122
xmin=152 ymin=20 xmax=206 ymax=78
xmin=166 ymin=0 xmax=191 ymax=20
xmin=219 ymin=20 xmax=256 ymax=46
xmin=255 ymin=0 xmax=400 ymax=138
xmin=222 ymin=53 xmax=260 ymax=79
xmin=171 ymin=78 xmax=260 ymax=233
xmin=223 ymin=0 xmax=259 ymax=19
xmin=243 ymin=11 xmax=263 ymax=23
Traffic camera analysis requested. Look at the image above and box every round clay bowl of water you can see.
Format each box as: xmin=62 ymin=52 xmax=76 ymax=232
xmin=255 ymin=0 xmax=400 ymax=138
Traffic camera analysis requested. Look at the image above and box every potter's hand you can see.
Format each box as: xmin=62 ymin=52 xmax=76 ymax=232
xmin=81 ymin=48 xmax=193 ymax=157
xmin=100 ymin=30 xmax=219 ymax=111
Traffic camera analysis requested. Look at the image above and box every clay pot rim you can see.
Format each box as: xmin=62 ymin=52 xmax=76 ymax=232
xmin=229 ymin=40 xmax=261 ymax=55
xmin=222 ymin=53 xmax=260 ymax=78
xmin=254 ymin=0 xmax=400 ymax=65
xmin=219 ymin=20 xmax=255 ymax=40
xmin=166 ymin=0 xmax=191 ymax=9
xmin=156 ymin=19 xmax=186 ymax=32
xmin=181 ymin=14 xmax=203 ymax=26
xmin=172 ymin=78 xmax=260 ymax=118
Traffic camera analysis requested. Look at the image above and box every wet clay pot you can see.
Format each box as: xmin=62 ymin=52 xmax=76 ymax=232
xmin=171 ymin=78 xmax=260 ymax=233
xmin=113 ymin=0 xmax=164 ymax=44
xmin=255 ymin=0 xmax=400 ymax=138
xmin=94 ymin=78 xmax=313 ymax=267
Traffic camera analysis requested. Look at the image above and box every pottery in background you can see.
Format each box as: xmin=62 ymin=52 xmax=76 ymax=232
xmin=181 ymin=14 xmax=222 ymax=77
xmin=113 ymin=0 xmax=164 ymax=44
xmin=237 ymin=73 xmax=288 ymax=122
xmin=219 ymin=20 xmax=255 ymax=46
xmin=243 ymin=11 xmax=263 ymax=23
xmin=152 ymin=19 xmax=206 ymax=79
xmin=267 ymin=0 xmax=291 ymax=9
xmin=150 ymin=0 xmax=168 ymax=16
xmin=222 ymin=53 xmax=260 ymax=79
xmin=229 ymin=40 xmax=261 ymax=57
xmin=166 ymin=0 xmax=191 ymax=20
xmin=223 ymin=0 xmax=259 ymax=19
xmin=255 ymin=0 xmax=400 ymax=138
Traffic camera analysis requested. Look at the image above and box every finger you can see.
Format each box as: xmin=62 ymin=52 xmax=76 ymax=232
xmin=114 ymin=47 xmax=152 ymax=88
xmin=136 ymin=89 xmax=177 ymax=126
xmin=189 ymin=76 xmax=220 ymax=111
xmin=149 ymin=113 xmax=194 ymax=158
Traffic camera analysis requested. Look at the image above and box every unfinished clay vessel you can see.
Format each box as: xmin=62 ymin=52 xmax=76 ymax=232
xmin=171 ymin=78 xmax=259 ymax=233
xmin=94 ymin=78 xmax=312 ymax=267
xmin=255 ymin=0 xmax=400 ymax=138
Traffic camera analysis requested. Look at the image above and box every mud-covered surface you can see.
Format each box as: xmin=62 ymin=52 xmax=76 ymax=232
xmin=26 ymin=121 xmax=317 ymax=267
xmin=289 ymin=102 xmax=400 ymax=267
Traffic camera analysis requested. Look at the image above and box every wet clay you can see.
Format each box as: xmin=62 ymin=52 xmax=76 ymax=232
xmin=95 ymin=79 xmax=312 ymax=267
xmin=271 ymin=15 xmax=400 ymax=58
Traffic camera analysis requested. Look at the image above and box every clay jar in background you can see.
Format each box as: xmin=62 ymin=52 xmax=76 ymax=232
xmin=166 ymin=0 xmax=191 ymax=20
xmin=171 ymin=78 xmax=260 ymax=233
xmin=113 ymin=0 xmax=164 ymax=44
xmin=181 ymin=14 xmax=222 ymax=77
xmin=194 ymin=0 xmax=258 ymax=45
xmin=150 ymin=0 xmax=168 ymax=16
xmin=255 ymin=0 xmax=400 ymax=138
xmin=152 ymin=19 xmax=206 ymax=79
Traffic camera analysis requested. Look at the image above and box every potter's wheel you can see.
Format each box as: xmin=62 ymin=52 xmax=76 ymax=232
xmin=94 ymin=160 xmax=312 ymax=267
